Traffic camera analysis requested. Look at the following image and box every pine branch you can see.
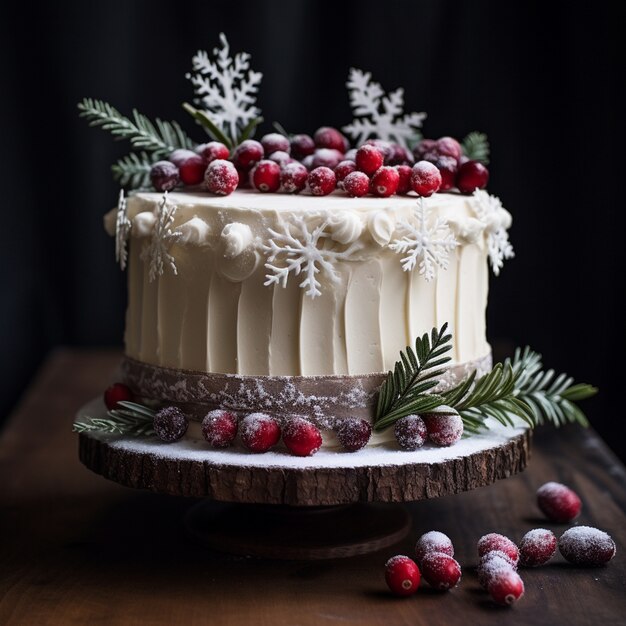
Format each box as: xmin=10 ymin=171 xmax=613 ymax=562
xmin=111 ymin=151 xmax=153 ymax=188
xmin=78 ymin=98 xmax=194 ymax=156
xmin=73 ymin=401 xmax=156 ymax=436
xmin=462 ymin=131 xmax=490 ymax=164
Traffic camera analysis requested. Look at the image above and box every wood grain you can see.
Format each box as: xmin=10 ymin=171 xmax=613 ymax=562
xmin=1 ymin=349 xmax=625 ymax=625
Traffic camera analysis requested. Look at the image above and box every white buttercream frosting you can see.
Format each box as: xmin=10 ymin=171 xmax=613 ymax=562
xmin=221 ymin=222 xmax=253 ymax=258
xmin=177 ymin=217 xmax=210 ymax=245
xmin=448 ymin=216 xmax=484 ymax=244
xmin=132 ymin=211 xmax=157 ymax=237
xmin=328 ymin=211 xmax=364 ymax=244
xmin=368 ymin=210 xmax=395 ymax=246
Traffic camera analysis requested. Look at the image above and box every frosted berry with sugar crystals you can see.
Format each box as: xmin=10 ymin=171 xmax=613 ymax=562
xmin=415 ymin=531 xmax=454 ymax=565
xmin=536 ymin=481 xmax=582 ymax=523
xmin=456 ymin=160 xmax=489 ymax=194
xmin=518 ymin=528 xmax=557 ymax=567
xmin=195 ymin=141 xmax=230 ymax=164
xmin=201 ymin=409 xmax=238 ymax=448
xmin=385 ymin=555 xmax=421 ymax=597
xmin=308 ymin=167 xmax=337 ymax=196
xmin=260 ymin=132 xmax=290 ymax=156
xmin=477 ymin=533 xmax=520 ymax=566
xmin=251 ymin=160 xmax=281 ymax=192
xmin=282 ymin=417 xmax=323 ymax=457
xmin=435 ymin=136 xmax=463 ymax=162
xmin=301 ymin=154 xmax=315 ymax=171
xmin=371 ymin=166 xmax=400 ymax=197
xmin=387 ymin=143 xmax=413 ymax=166
xmin=240 ymin=413 xmax=281 ymax=453
xmin=205 ymin=159 xmax=239 ymax=196
xmin=421 ymin=552 xmax=462 ymax=590
xmin=335 ymin=418 xmax=371 ymax=452
xmin=395 ymin=164 xmax=412 ymax=195
xmin=174 ymin=151 xmax=206 ymax=186
xmin=355 ymin=144 xmax=384 ymax=175
xmin=413 ymin=138 xmax=437 ymax=161
xmin=334 ymin=160 xmax=357 ymax=186
xmin=364 ymin=139 xmax=393 ymax=162
xmin=344 ymin=148 xmax=357 ymax=162
xmin=103 ymin=382 xmax=134 ymax=410
xmin=168 ymin=148 xmax=195 ymax=167
xmin=422 ymin=407 xmax=463 ymax=447
xmin=431 ymin=155 xmax=458 ymax=191
xmin=280 ymin=162 xmax=308 ymax=193
xmin=232 ymin=139 xmax=264 ymax=170
xmin=394 ymin=414 xmax=427 ymax=450
xmin=153 ymin=406 xmax=189 ymax=443
xmin=313 ymin=126 xmax=348 ymax=152
xmin=411 ymin=161 xmax=442 ymax=197
xmin=343 ymin=171 xmax=370 ymax=197
xmin=267 ymin=151 xmax=293 ymax=167
xmin=311 ymin=148 xmax=344 ymax=170
xmin=290 ymin=133 xmax=316 ymax=159
xmin=150 ymin=160 xmax=180 ymax=192
xmin=558 ymin=526 xmax=616 ymax=566
xmin=487 ymin=568 xmax=524 ymax=606
xmin=477 ymin=551 xmax=517 ymax=589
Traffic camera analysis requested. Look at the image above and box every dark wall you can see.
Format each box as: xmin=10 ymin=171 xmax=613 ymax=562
xmin=1 ymin=1 xmax=624 ymax=457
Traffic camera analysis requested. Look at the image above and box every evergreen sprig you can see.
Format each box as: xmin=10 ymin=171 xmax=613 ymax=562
xmin=73 ymin=401 xmax=156 ymax=436
xmin=111 ymin=151 xmax=153 ymax=188
xmin=462 ymin=131 xmax=490 ymax=164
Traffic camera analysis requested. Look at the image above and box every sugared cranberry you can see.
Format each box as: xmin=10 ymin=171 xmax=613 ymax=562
xmin=314 ymin=126 xmax=348 ymax=152
xmin=261 ymin=132 xmax=290 ymax=156
xmin=344 ymin=148 xmax=357 ymax=162
xmin=251 ymin=160 xmax=281 ymax=192
xmin=282 ymin=417 xmax=323 ymax=457
xmin=411 ymin=161 xmax=442 ymax=197
xmin=558 ymin=526 xmax=616 ymax=566
xmin=150 ymin=160 xmax=180 ymax=192
xmin=267 ymin=150 xmax=293 ymax=167
xmin=371 ymin=166 xmax=399 ymax=197
xmin=280 ymin=162 xmax=308 ymax=193
xmin=201 ymin=409 xmax=238 ymax=448
xmin=422 ymin=408 xmax=463 ymax=447
xmin=394 ymin=414 xmax=427 ymax=450
xmin=477 ymin=551 xmax=517 ymax=589
xmin=343 ymin=171 xmax=370 ymax=197
xmin=195 ymin=141 xmax=230 ymax=164
xmin=415 ymin=531 xmax=454 ymax=565
xmin=387 ymin=143 xmax=413 ymax=166
xmin=205 ymin=159 xmax=239 ymax=195
xmin=364 ymin=139 xmax=393 ymax=163
xmin=240 ymin=413 xmax=281 ymax=453
xmin=395 ymin=165 xmax=412 ymax=194
xmin=456 ymin=160 xmax=490 ymax=194
xmin=175 ymin=152 xmax=206 ymax=186
xmin=436 ymin=136 xmax=463 ymax=162
xmin=536 ymin=481 xmax=582 ymax=523
xmin=430 ymin=156 xmax=458 ymax=191
xmin=421 ymin=552 xmax=462 ymax=590
xmin=169 ymin=149 xmax=195 ymax=167
xmin=477 ymin=534 xmax=520 ymax=566
xmin=104 ymin=383 xmax=134 ymax=410
xmin=334 ymin=160 xmax=357 ymax=186
xmin=385 ymin=555 xmax=421 ymax=597
xmin=487 ymin=569 xmax=524 ymax=606
xmin=355 ymin=144 xmax=384 ymax=175
xmin=153 ymin=406 xmax=189 ymax=443
xmin=412 ymin=139 xmax=436 ymax=161
xmin=335 ymin=418 xmax=371 ymax=452
xmin=518 ymin=529 xmax=557 ymax=567
xmin=232 ymin=139 xmax=264 ymax=170
xmin=290 ymin=133 xmax=316 ymax=159
xmin=308 ymin=167 xmax=336 ymax=196
xmin=301 ymin=154 xmax=315 ymax=171
xmin=312 ymin=148 xmax=344 ymax=170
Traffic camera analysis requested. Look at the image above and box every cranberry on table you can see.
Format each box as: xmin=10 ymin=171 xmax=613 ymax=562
xmin=415 ymin=531 xmax=454 ymax=565
xmin=205 ymin=159 xmax=239 ymax=196
xmin=103 ymin=382 xmax=133 ymax=410
xmin=153 ymin=406 xmax=189 ymax=443
xmin=536 ymin=481 xmax=582 ymax=523
xmin=313 ymin=126 xmax=348 ymax=152
xmin=308 ymin=166 xmax=336 ymax=196
xmin=251 ymin=160 xmax=281 ymax=192
xmin=487 ymin=568 xmax=524 ymax=606
xmin=518 ymin=528 xmax=557 ymax=567
xmin=201 ymin=409 xmax=238 ymax=448
xmin=260 ymin=132 xmax=290 ymax=156
xmin=195 ymin=141 xmax=230 ymax=164
xmin=311 ymin=148 xmax=344 ymax=170
xmin=420 ymin=552 xmax=462 ymax=590
xmin=370 ymin=166 xmax=399 ymax=197
xmin=558 ymin=526 xmax=616 ymax=566
xmin=290 ymin=133 xmax=316 ymax=159
xmin=456 ymin=160 xmax=489 ymax=194
xmin=477 ymin=533 xmax=520 ymax=566
xmin=280 ymin=162 xmax=308 ymax=193
xmin=395 ymin=164 xmax=412 ymax=195
xmin=150 ymin=160 xmax=180 ymax=192
xmin=394 ymin=414 xmax=427 ymax=450
xmin=240 ymin=413 xmax=281 ymax=453
xmin=282 ymin=417 xmax=323 ymax=457
xmin=385 ymin=555 xmax=421 ymax=597
xmin=232 ymin=139 xmax=264 ymax=169
xmin=477 ymin=551 xmax=517 ymax=588
xmin=335 ymin=418 xmax=371 ymax=452
xmin=355 ymin=144 xmax=384 ymax=175
xmin=411 ymin=161 xmax=442 ymax=197
xmin=334 ymin=160 xmax=357 ymax=186
xmin=343 ymin=171 xmax=370 ymax=197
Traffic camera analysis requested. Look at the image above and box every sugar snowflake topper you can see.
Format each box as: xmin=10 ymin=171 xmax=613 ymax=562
xmin=141 ymin=192 xmax=181 ymax=282
xmin=115 ymin=189 xmax=131 ymax=271
xmin=187 ymin=33 xmax=263 ymax=145
xmin=389 ymin=199 xmax=458 ymax=281
xmin=471 ymin=189 xmax=514 ymax=275
xmin=263 ymin=215 xmax=363 ymax=298
xmin=342 ymin=68 xmax=427 ymax=149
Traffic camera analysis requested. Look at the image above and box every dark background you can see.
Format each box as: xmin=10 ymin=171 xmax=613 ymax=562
xmin=1 ymin=1 xmax=624 ymax=458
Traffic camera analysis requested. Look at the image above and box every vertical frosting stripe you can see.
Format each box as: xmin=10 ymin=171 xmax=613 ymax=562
xmin=436 ymin=250 xmax=460 ymax=362
xmin=137 ymin=253 xmax=160 ymax=364
xmin=299 ymin=284 xmax=337 ymax=376
xmin=379 ymin=258 xmax=410 ymax=371
xmin=269 ymin=279 xmax=301 ymax=376
xmin=208 ymin=274 xmax=241 ymax=374
xmin=407 ymin=265 xmax=437 ymax=349
xmin=156 ymin=266 xmax=187 ymax=367
xmin=456 ymin=244 xmax=482 ymax=362
xmin=124 ymin=242 xmax=144 ymax=359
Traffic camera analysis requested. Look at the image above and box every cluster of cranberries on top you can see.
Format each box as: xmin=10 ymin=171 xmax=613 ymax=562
xmin=149 ymin=129 xmax=490 ymax=198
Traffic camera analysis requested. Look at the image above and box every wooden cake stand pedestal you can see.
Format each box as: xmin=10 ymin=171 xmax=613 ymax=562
xmin=77 ymin=399 xmax=531 ymax=560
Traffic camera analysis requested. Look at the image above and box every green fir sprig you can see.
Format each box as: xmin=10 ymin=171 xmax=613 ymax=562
xmin=462 ymin=131 xmax=490 ymax=164
xmin=111 ymin=151 xmax=153 ymax=188
xmin=73 ymin=401 xmax=156 ymax=436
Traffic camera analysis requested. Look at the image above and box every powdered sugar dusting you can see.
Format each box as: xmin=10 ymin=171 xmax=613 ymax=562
xmin=558 ymin=526 xmax=616 ymax=566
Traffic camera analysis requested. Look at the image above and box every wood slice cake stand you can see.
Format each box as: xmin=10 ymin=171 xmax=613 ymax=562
xmin=77 ymin=398 xmax=532 ymax=560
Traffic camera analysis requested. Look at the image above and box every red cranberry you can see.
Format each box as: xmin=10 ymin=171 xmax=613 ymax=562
xmin=205 ymin=159 xmax=239 ymax=195
xmin=415 ymin=531 xmax=454 ymax=565
xmin=153 ymin=406 xmax=189 ymax=443
xmin=240 ymin=413 xmax=281 ymax=453
xmin=334 ymin=160 xmax=357 ymax=186
xmin=394 ymin=414 xmax=427 ymax=450
xmin=487 ymin=569 xmax=524 ymax=606
xmin=413 ymin=138 xmax=437 ymax=161
xmin=477 ymin=551 xmax=517 ymax=589
xmin=251 ymin=160 xmax=281 ymax=192
xmin=312 ymin=148 xmax=344 ymax=170
xmin=280 ymin=162 xmax=308 ymax=193
xmin=290 ymin=133 xmax=316 ymax=159
xmin=343 ymin=171 xmax=370 ymax=197
xmin=313 ymin=126 xmax=348 ymax=152
xmin=385 ymin=555 xmax=421 ymax=597
xmin=356 ymin=144 xmax=384 ymax=175
xmin=371 ymin=166 xmax=399 ymax=197
xmin=169 ymin=149 xmax=195 ymax=167
xmin=518 ymin=529 xmax=557 ymax=567
xmin=103 ymin=383 xmax=133 ymax=410
xmin=195 ymin=141 xmax=230 ymax=164
xmin=260 ymin=132 xmax=290 ymax=156
xmin=421 ymin=552 xmax=462 ymax=591
xmin=411 ymin=161 xmax=441 ymax=197
xmin=335 ymin=418 xmax=371 ymax=452
xmin=308 ymin=167 xmax=336 ymax=196
xmin=422 ymin=409 xmax=463 ymax=447
xmin=301 ymin=154 xmax=315 ymax=171
xmin=150 ymin=161 xmax=180 ymax=192
xmin=395 ymin=165 xmax=412 ymax=194
xmin=456 ymin=160 xmax=490 ymax=194
xmin=364 ymin=139 xmax=393 ymax=162
xmin=282 ymin=417 xmax=323 ymax=457
xmin=177 ymin=152 xmax=206 ymax=186
xmin=558 ymin=526 xmax=616 ymax=566
xmin=536 ymin=482 xmax=582 ymax=523
xmin=431 ymin=156 xmax=458 ymax=191
xmin=478 ymin=534 xmax=520 ymax=566
xmin=387 ymin=143 xmax=413 ymax=166
xmin=232 ymin=139 xmax=264 ymax=170
xmin=436 ymin=136 xmax=463 ymax=162
xmin=267 ymin=150 xmax=293 ymax=167
xmin=201 ymin=409 xmax=238 ymax=448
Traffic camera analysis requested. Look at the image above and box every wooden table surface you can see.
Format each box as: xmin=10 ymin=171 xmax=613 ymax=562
xmin=1 ymin=349 xmax=625 ymax=626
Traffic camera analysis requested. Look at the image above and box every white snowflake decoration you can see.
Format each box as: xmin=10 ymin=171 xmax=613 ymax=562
xmin=342 ymin=68 xmax=426 ymax=149
xmin=389 ymin=199 xmax=458 ymax=281
xmin=187 ymin=33 xmax=263 ymax=144
xmin=471 ymin=189 xmax=514 ymax=275
xmin=263 ymin=215 xmax=363 ymax=299
xmin=141 ymin=193 xmax=181 ymax=282
xmin=115 ymin=189 xmax=131 ymax=271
